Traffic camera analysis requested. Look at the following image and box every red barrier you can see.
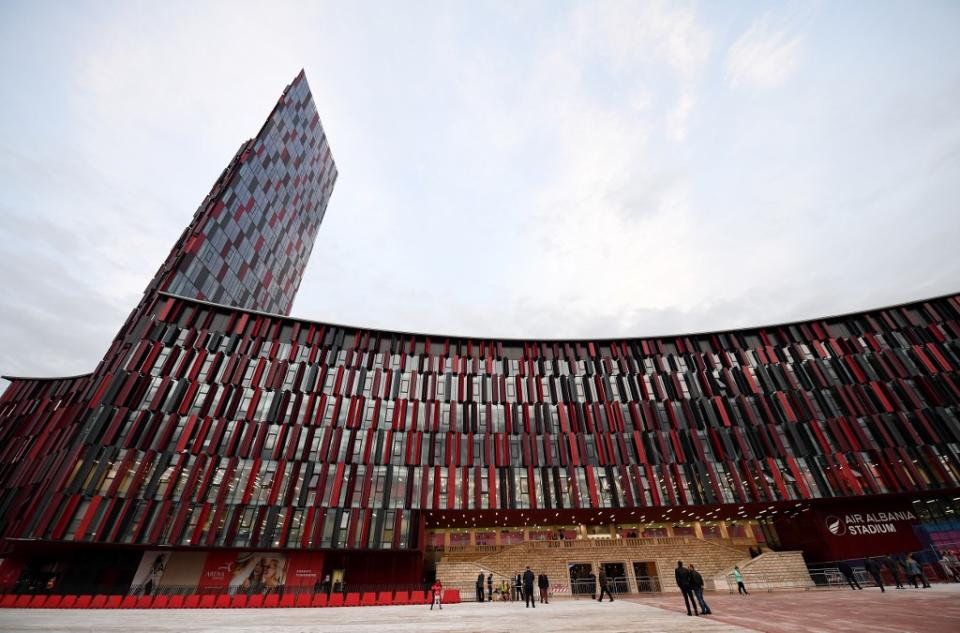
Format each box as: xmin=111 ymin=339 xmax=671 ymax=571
xmin=312 ymin=593 xmax=328 ymax=607
xmin=376 ymin=591 xmax=393 ymax=606
xmin=344 ymin=592 xmax=360 ymax=607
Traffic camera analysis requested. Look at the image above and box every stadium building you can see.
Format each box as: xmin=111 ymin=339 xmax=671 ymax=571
xmin=1 ymin=71 xmax=959 ymax=598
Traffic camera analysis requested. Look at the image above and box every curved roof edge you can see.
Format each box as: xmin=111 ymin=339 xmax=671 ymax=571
xmin=158 ymin=289 xmax=960 ymax=343
xmin=1 ymin=372 xmax=93 ymax=383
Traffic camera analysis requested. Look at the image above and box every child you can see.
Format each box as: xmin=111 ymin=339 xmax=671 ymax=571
xmin=430 ymin=579 xmax=443 ymax=610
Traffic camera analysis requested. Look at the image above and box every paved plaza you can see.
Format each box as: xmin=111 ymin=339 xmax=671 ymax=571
xmin=0 ymin=585 xmax=958 ymax=632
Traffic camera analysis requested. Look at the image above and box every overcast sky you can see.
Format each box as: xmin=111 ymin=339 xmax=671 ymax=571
xmin=1 ymin=0 xmax=959 ymax=383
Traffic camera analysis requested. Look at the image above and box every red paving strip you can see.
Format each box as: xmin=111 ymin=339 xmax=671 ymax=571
xmin=627 ymin=584 xmax=960 ymax=633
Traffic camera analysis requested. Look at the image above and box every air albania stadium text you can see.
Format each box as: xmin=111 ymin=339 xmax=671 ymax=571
xmin=845 ymin=511 xmax=917 ymax=535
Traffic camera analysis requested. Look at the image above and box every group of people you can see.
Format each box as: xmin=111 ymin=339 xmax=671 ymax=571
xmin=674 ymin=561 xmax=713 ymax=617
xmin=474 ymin=569 xmax=551 ymax=606
xmin=837 ymin=551 xmax=959 ymax=591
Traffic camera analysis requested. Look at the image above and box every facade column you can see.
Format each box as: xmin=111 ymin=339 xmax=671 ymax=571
xmin=664 ymin=524 xmax=675 ymax=538
xmin=469 ymin=529 xmax=476 ymax=546
xmin=718 ymin=521 xmax=730 ymax=539
xmin=692 ymin=521 xmax=704 ymax=539
xmin=443 ymin=530 xmax=451 ymax=549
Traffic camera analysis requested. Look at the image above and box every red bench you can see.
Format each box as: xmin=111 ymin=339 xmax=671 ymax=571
xmin=151 ymin=595 xmax=170 ymax=608
xmin=442 ymin=589 xmax=460 ymax=604
xmin=295 ymin=593 xmax=312 ymax=608
xmin=59 ymin=595 xmax=78 ymax=609
xmin=410 ymin=590 xmax=428 ymax=604
xmin=27 ymin=595 xmax=47 ymax=608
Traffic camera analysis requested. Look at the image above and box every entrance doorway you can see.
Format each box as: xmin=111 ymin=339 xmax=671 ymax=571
xmin=601 ymin=562 xmax=628 ymax=594
xmin=568 ymin=562 xmax=594 ymax=597
xmin=633 ymin=561 xmax=661 ymax=592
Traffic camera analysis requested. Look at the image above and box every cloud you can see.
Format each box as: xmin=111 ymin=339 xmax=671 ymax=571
xmin=725 ymin=15 xmax=804 ymax=89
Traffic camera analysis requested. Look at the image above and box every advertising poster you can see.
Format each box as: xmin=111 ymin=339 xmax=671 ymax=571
xmin=229 ymin=552 xmax=288 ymax=593
xmin=130 ymin=551 xmax=169 ymax=594
xmin=286 ymin=552 xmax=325 ymax=588
xmin=198 ymin=551 xmax=237 ymax=591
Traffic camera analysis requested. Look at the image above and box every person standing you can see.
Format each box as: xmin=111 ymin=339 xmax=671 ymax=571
xmin=597 ymin=569 xmax=614 ymax=602
xmin=838 ymin=561 xmax=862 ymax=590
xmin=430 ymin=579 xmax=443 ymax=610
xmin=904 ymin=555 xmax=930 ymax=588
xmin=523 ymin=566 xmax=536 ymax=608
xmin=538 ymin=572 xmax=549 ymax=604
xmin=732 ymin=565 xmax=749 ymax=595
xmin=476 ymin=572 xmax=486 ymax=603
xmin=514 ymin=572 xmax=523 ymax=602
xmin=884 ymin=555 xmax=904 ymax=589
xmin=939 ymin=551 xmax=960 ymax=582
xmin=675 ymin=561 xmax=698 ymax=616
xmin=487 ymin=573 xmax=494 ymax=602
xmin=688 ymin=565 xmax=712 ymax=615
xmin=864 ymin=558 xmax=885 ymax=592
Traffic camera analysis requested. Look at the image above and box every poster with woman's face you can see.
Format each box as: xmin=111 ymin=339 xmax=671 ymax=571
xmin=229 ymin=552 xmax=287 ymax=592
xmin=130 ymin=551 xmax=168 ymax=590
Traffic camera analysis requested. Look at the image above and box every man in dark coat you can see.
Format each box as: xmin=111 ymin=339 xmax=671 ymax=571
xmin=476 ymin=572 xmax=485 ymax=603
xmin=864 ymin=558 xmax=885 ymax=592
xmin=514 ymin=572 xmax=523 ymax=602
xmin=675 ymin=561 xmax=699 ymax=616
xmin=597 ymin=569 xmax=614 ymax=602
xmin=884 ymin=555 xmax=904 ymax=589
xmin=523 ymin=567 xmax=536 ymax=608
xmin=689 ymin=564 xmax=712 ymax=615
xmin=487 ymin=573 xmax=493 ymax=602
xmin=838 ymin=561 xmax=862 ymax=590
xmin=538 ymin=572 xmax=550 ymax=604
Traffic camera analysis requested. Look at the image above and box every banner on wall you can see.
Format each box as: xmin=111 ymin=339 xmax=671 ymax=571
xmin=229 ymin=552 xmax=288 ymax=593
xmin=286 ymin=552 xmax=325 ymax=587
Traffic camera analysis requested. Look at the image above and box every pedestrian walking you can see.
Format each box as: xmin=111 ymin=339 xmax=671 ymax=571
xmin=838 ymin=561 xmax=862 ymax=590
xmin=939 ymin=551 xmax=960 ymax=582
xmin=884 ymin=555 xmax=904 ymax=589
xmin=487 ymin=573 xmax=494 ymax=601
xmin=689 ymin=564 xmax=712 ymax=615
xmin=538 ymin=572 xmax=550 ymax=604
xmin=864 ymin=558 xmax=885 ymax=592
xmin=476 ymin=572 xmax=485 ymax=603
xmin=732 ymin=565 xmax=749 ymax=595
xmin=904 ymin=555 xmax=930 ymax=588
xmin=597 ymin=569 xmax=614 ymax=602
xmin=430 ymin=579 xmax=443 ymax=610
xmin=523 ymin=566 xmax=536 ymax=608
xmin=675 ymin=561 xmax=699 ymax=616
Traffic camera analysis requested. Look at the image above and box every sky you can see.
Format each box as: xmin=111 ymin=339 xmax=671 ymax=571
xmin=1 ymin=0 xmax=959 ymax=383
